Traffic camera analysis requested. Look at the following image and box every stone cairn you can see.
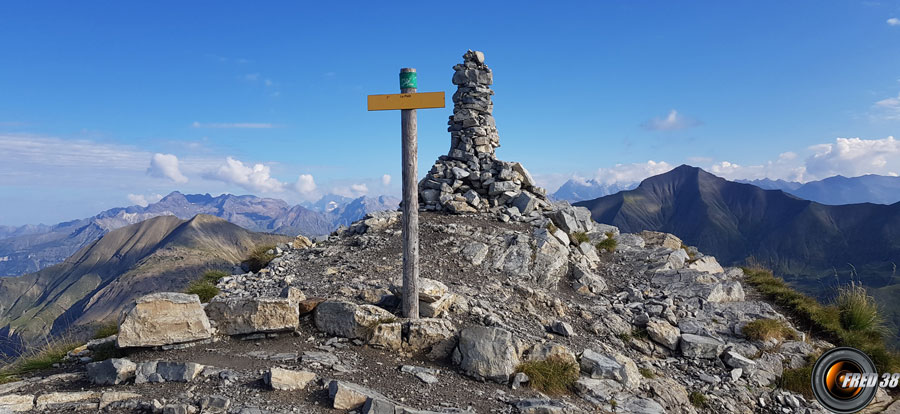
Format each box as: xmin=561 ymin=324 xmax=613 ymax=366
xmin=419 ymin=50 xmax=550 ymax=220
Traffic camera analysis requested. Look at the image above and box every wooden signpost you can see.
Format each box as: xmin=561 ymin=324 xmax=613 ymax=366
xmin=367 ymin=68 xmax=445 ymax=319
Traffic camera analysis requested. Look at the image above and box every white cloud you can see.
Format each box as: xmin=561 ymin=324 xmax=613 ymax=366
xmin=873 ymin=93 xmax=900 ymax=120
xmin=294 ymin=174 xmax=317 ymax=194
xmin=593 ymin=160 xmax=675 ymax=185
xmin=0 ymin=134 xmax=148 ymax=171
xmin=805 ymin=136 xmax=900 ymax=178
xmin=204 ymin=157 xmax=285 ymax=193
xmin=147 ymin=153 xmax=188 ymax=183
xmin=381 ymin=174 xmax=391 ymax=186
xmin=191 ymin=122 xmax=276 ymax=129
xmin=332 ymin=183 xmax=369 ymax=198
xmin=244 ymin=73 xmax=259 ymax=81
xmin=642 ymin=110 xmax=702 ymax=131
xmin=888 ymin=17 xmax=900 ymax=26
xmin=127 ymin=193 xmax=163 ymax=207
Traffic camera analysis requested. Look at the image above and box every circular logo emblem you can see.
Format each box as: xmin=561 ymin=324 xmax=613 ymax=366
xmin=811 ymin=347 xmax=879 ymax=413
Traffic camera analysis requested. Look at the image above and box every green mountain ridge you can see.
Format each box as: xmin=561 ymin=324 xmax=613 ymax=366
xmin=0 ymin=214 xmax=290 ymax=357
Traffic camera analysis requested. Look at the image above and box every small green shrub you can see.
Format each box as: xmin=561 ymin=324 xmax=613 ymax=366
xmin=595 ymin=232 xmax=617 ymax=253
xmin=571 ymin=231 xmax=590 ymax=244
xmin=516 ymin=356 xmax=579 ymax=395
xmin=201 ymin=270 xmax=228 ymax=284
xmin=780 ymin=364 xmax=815 ymax=399
xmin=245 ymin=245 xmax=276 ymax=272
xmin=185 ymin=280 xmax=219 ymax=303
xmin=639 ymin=367 xmax=655 ymax=379
xmin=689 ymin=391 xmax=708 ymax=408
xmin=742 ymin=318 xmax=797 ymax=343
xmin=617 ymin=332 xmax=632 ymax=342
xmin=632 ymin=327 xmax=650 ymax=340
xmin=836 ymin=283 xmax=883 ymax=333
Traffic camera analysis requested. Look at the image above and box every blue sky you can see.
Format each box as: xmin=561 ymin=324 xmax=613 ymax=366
xmin=2 ymin=1 xmax=900 ymax=225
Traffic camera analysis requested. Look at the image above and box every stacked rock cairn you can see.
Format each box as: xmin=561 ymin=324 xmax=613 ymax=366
xmin=419 ymin=50 xmax=550 ymax=221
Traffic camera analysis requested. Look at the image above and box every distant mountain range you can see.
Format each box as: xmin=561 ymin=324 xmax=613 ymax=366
xmin=738 ymin=174 xmax=900 ymax=205
xmin=551 ymin=179 xmax=638 ymax=202
xmin=0 ymin=191 xmax=399 ymax=277
xmin=0 ymin=215 xmax=291 ymax=356
xmin=576 ymin=165 xmax=900 ymax=337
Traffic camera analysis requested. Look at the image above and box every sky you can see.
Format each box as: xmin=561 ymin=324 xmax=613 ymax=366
xmin=2 ymin=1 xmax=900 ymax=225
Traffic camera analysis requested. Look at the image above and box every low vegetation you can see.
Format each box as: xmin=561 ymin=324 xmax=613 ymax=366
xmin=516 ymin=356 xmax=579 ymax=395
xmin=595 ymin=232 xmax=617 ymax=253
xmin=0 ymin=339 xmax=81 ymax=383
xmin=780 ymin=363 xmax=816 ymax=399
xmin=245 ymin=245 xmax=277 ymax=273
xmin=638 ymin=367 xmax=655 ymax=379
xmin=184 ymin=270 xmax=229 ymax=303
xmin=689 ymin=391 xmax=708 ymax=408
xmin=571 ymin=231 xmax=590 ymax=244
xmin=742 ymin=318 xmax=798 ymax=343
xmin=836 ymin=282 xmax=884 ymax=333
xmin=743 ymin=267 xmax=899 ymax=372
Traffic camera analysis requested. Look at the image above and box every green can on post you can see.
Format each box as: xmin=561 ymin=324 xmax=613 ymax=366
xmin=400 ymin=70 xmax=417 ymax=90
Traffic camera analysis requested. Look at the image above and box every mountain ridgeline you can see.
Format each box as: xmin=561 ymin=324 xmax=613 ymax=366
xmin=575 ymin=165 xmax=900 ymax=332
xmin=739 ymin=174 xmax=900 ymax=205
xmin=0 ymin=192 xmax=399 ymax=277
xmin=0 ymin=214 xmax=291 ymax=357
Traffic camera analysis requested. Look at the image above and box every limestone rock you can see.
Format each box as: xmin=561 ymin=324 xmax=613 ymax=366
xmin=406 ymin=318 xmax=455 ymax=350
xmin=35 ymin=392 xmax=98 ymax=410
xmin=527 ymin=343 xmax=577 ymax=366
xmin=155 ymin=361 xmax=204 ymax=382
xmin=390 ymin=277 xmax=448 ymax=303
xmin=679 ymin=334 xmax=725 ymax=359
xmin=453 ymin=326 xmax=519 ymax=383
xmin=0 ymin=394 xmax=34 ymax=412
xmin=117 ymin=292 xmax=213 ymax=348
xmin=314 ymin=300 xmax=396 ymax=340
xmin=86 ymin=358 xmax=136 ymax=385
xmin=99 ymin=392 xmax=142 ymax=410
xmin=645 ymin=319 xmax=681 ymax=351
xmin=369 ymin=322 xmax=402 ymax=350
xmin=329 ymin=380 xmax=388 ymax=410
xmin=640 ymin=231 xmax=683 ymax=250
xmin=205 ymin=297 xmax=299 ymax=335
xmin=266 ymin=367 xmax=316 ymax=391
xmin=686 ymin=255 xmax=724 ymax=274
xmin=579 ymin=350 xmax=641 ymax=390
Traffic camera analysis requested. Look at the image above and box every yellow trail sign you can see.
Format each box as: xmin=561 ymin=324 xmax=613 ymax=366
xmin=367 ymin=92 xmax=445 ymax=111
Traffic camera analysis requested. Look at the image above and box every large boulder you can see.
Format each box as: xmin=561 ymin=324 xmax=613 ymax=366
xmin=205 ymin=297 xmax=299 ymax=335
xmin=86 ymin=358 xmax=136 ymax=385
xmin=532 ymin=229 xmax=569 ymax=287
xmin=314 ymin=300 xmax=396 ymax=339
xmin=453 ymin=326 xmax=520 ymax=383
xmin=117 ymin=293 xmax=213 ymax=348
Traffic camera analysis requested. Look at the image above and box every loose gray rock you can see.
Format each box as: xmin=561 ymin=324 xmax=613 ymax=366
xmin=453 ymin=326 xmax=519 ymax=383
xmin=86 ymin=358 xmax=136 ymax=385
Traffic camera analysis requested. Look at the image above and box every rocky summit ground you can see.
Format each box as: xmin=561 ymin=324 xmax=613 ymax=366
xmin=2 ymin=203 xmax=899 ymax=414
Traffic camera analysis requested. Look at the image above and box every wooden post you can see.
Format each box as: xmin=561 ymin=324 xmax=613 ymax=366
xmin=367 ymin=70 xmax=443 ymax=319
xmin=400 ymin=68 xmax=419 ymax=319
